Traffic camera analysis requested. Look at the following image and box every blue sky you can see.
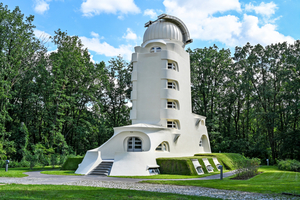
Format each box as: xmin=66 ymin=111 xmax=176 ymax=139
xmin=2 ymin=0 xmax=299 ymax=63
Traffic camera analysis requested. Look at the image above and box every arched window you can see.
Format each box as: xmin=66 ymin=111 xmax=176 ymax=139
xmin=167 ymin=80 xmax=178 ymax=90
xmin=167 ymin=120 xmax=179 ymax=129
xmin=155 ymin=142 xmax=169 ymax=152
xmin=150 ymin=46 xmax=161 ymax=53
xmin=167 ymin=62 xmax=177 ymax=71
xmin=167 ymin=100 xmax=178 ymax=109
xmin=127 ymin=137 xmax=142 ymax=152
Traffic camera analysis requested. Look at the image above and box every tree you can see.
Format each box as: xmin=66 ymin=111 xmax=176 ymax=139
xmin=0 ymin=3 xmax=45 ymax=158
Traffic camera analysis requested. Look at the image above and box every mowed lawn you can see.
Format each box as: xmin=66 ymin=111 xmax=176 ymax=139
xmin=0 ymin=166 xmax=61 ymax=177
xmin=0 ymin=184 xmax=220 ymax=200
xmin=142 ymin=166 xmax=300 ymax=194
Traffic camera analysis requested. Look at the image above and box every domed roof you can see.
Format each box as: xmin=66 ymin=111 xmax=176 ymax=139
xmin=143 ymin=20 xmax=183 ymax=44
xmin=142 ymin=14 xmax=193 ymax=47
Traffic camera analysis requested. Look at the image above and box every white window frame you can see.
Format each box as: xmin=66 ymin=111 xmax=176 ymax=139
xmin=150 ymin=46 xmax=161 ymax=53
xmin=155 ymin=142 xmax=169 ymax=152
xmin=167 ymin=120 xmax=178 ymax=129
xmin=167 ymin=81 xmax=177 ymax=90
xmin=167 ymin=100 xmax=177 ymax=109
xmin=127 ymin=137 xmax=142 ymax=152
xmin=168 ymin=62 xmax=177 ymax=71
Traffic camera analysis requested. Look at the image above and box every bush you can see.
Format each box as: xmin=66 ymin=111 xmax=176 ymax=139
xmin=156 ymin=158 xmax=197 ymax=175
xmin=232 ymin=157 xmax=261 ymax=179
xmin=278 ymin=159 xmax=300 ymax=172
xmin=24 ymin=150 xmax=39 ymax=170
xmin=195 ymin=153 xmax=245 ymax=170
xmin=61 ymin=157 xmax=84 ymax=170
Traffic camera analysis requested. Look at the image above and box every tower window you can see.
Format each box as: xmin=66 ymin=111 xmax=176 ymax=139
xmin=168 ymin=62 xmax=177 ymax=71
xmin=150 ymin=47 xmax=161 ymax=53
xmin=127 ymin=137 xmax=142 ymax=152
xmin=167 ymin=81 xmax=178 ymax=90
xmin=167 ymin=100 xmax=178 ymax=109
xmin=167 ymin=120 xmax=179 ymax=129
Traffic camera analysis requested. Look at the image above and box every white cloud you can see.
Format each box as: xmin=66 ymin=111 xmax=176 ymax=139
xmin=80 ymin=36 xmax=133 ymax=60
xmin=91 ymin=31 xmax=99 ymax=38
xmin=33 ymin=0 xmax=51 ymax=14
xmin=122 ymin=28 xmax=137 ymax=40
xmin=81 ymin=0 xmax=140 ymax=17
xmin=144 ymin=9 xmax=157 ymax=19
xmin=163 ymin=0 xmax=294 ymax=47
xmin=34 ymin=29 xmax=51 ymax=39
xmin=245 ymin=2 xmax=277 ymax=17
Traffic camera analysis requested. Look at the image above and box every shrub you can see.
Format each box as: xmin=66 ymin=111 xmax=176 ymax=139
xmin=278 ymin=159 xmax=300 ymax=172
xmin=232 ymin=157 xmax=261 ymax=179
xmin=50 ymin=154 xmax=58 ymax=168
xmin=156 ymin=158 xmax=197 ymax=175
xmin=24 ymin=150 xmax=39 ymax=170
xmin=61 ymin=157 xmax=84 ymax=170
xmin=195 ymin=153 xmax=245 ymax=170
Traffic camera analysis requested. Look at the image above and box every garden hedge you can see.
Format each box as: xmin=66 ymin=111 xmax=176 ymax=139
xmin=61 ymin=157 xmax=84 ymax=170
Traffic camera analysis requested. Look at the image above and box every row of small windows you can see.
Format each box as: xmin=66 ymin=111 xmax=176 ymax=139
xmin=150 ymin=47 xmax=178 ymax=71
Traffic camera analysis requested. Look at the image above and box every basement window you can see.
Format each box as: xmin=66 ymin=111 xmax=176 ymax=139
xmin=196 ymin=166 xmax=204 ymax=174
xmin=148 ymin=168 xmax=160 ymax=175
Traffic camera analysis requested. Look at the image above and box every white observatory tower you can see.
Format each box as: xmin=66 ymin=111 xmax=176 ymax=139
xmin=76 ymin=14 xmax=211 ymax=176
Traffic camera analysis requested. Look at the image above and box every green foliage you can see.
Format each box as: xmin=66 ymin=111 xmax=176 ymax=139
xmin=156 ymin=157 xmax=197 ymax=175
xmin=278 ymin=159 xmax=300 ymax=172
xmin=231 ymin=158 xmax=261 ymax=179
xmin=143 ymin=166 xmax=300 ymax=195
xmin=197 ymin=158 xmax=208 ymax=174
xmin=208 ymin=158 xmax=218 ymax=172
xmin=61 ymin=157 xmax=83 ymax=170
xmin=195 ymin=153 xmax=245 ymax=170
xmin=24 ymin=150 xmax=39 ymax=170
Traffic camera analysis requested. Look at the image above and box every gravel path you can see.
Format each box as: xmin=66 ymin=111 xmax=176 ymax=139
xmin=0 ymin=172 xmax=298 ymax=200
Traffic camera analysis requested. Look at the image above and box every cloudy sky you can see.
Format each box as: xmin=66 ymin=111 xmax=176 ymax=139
xmin=2 ymin=0 xmax=299 ymax=63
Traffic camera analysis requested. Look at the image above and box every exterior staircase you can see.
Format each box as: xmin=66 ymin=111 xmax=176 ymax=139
xmin=89 ymin=160 xmax=114 ymax=176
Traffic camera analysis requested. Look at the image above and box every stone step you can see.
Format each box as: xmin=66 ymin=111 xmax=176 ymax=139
xmin=89 ymin=160 xmax=114 ymax=176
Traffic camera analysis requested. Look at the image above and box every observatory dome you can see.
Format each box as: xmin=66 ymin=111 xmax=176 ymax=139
xmin=143 ymin=20 xmax=183 ymax=44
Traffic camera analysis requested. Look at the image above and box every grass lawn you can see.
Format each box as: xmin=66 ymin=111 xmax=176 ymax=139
xmin=0 ymin=166 xmax=60 ymax=177
xmin=142 ymin=166 xmax=300 ymax=195
xmin=111 ymin=170 xmax=229 ymax=179
xmin=0 ymin=184 xmax=220 ymax=200
xmin=40 ymin=170 xmax=82 ymax=176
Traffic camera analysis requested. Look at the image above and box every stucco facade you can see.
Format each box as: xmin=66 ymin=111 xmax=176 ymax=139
xmin=76 ymin=14 xmax=211 ymax=176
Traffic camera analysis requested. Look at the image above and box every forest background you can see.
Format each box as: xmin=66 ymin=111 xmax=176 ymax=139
xmin=1 ymin=4 xmax=299 ymax=165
